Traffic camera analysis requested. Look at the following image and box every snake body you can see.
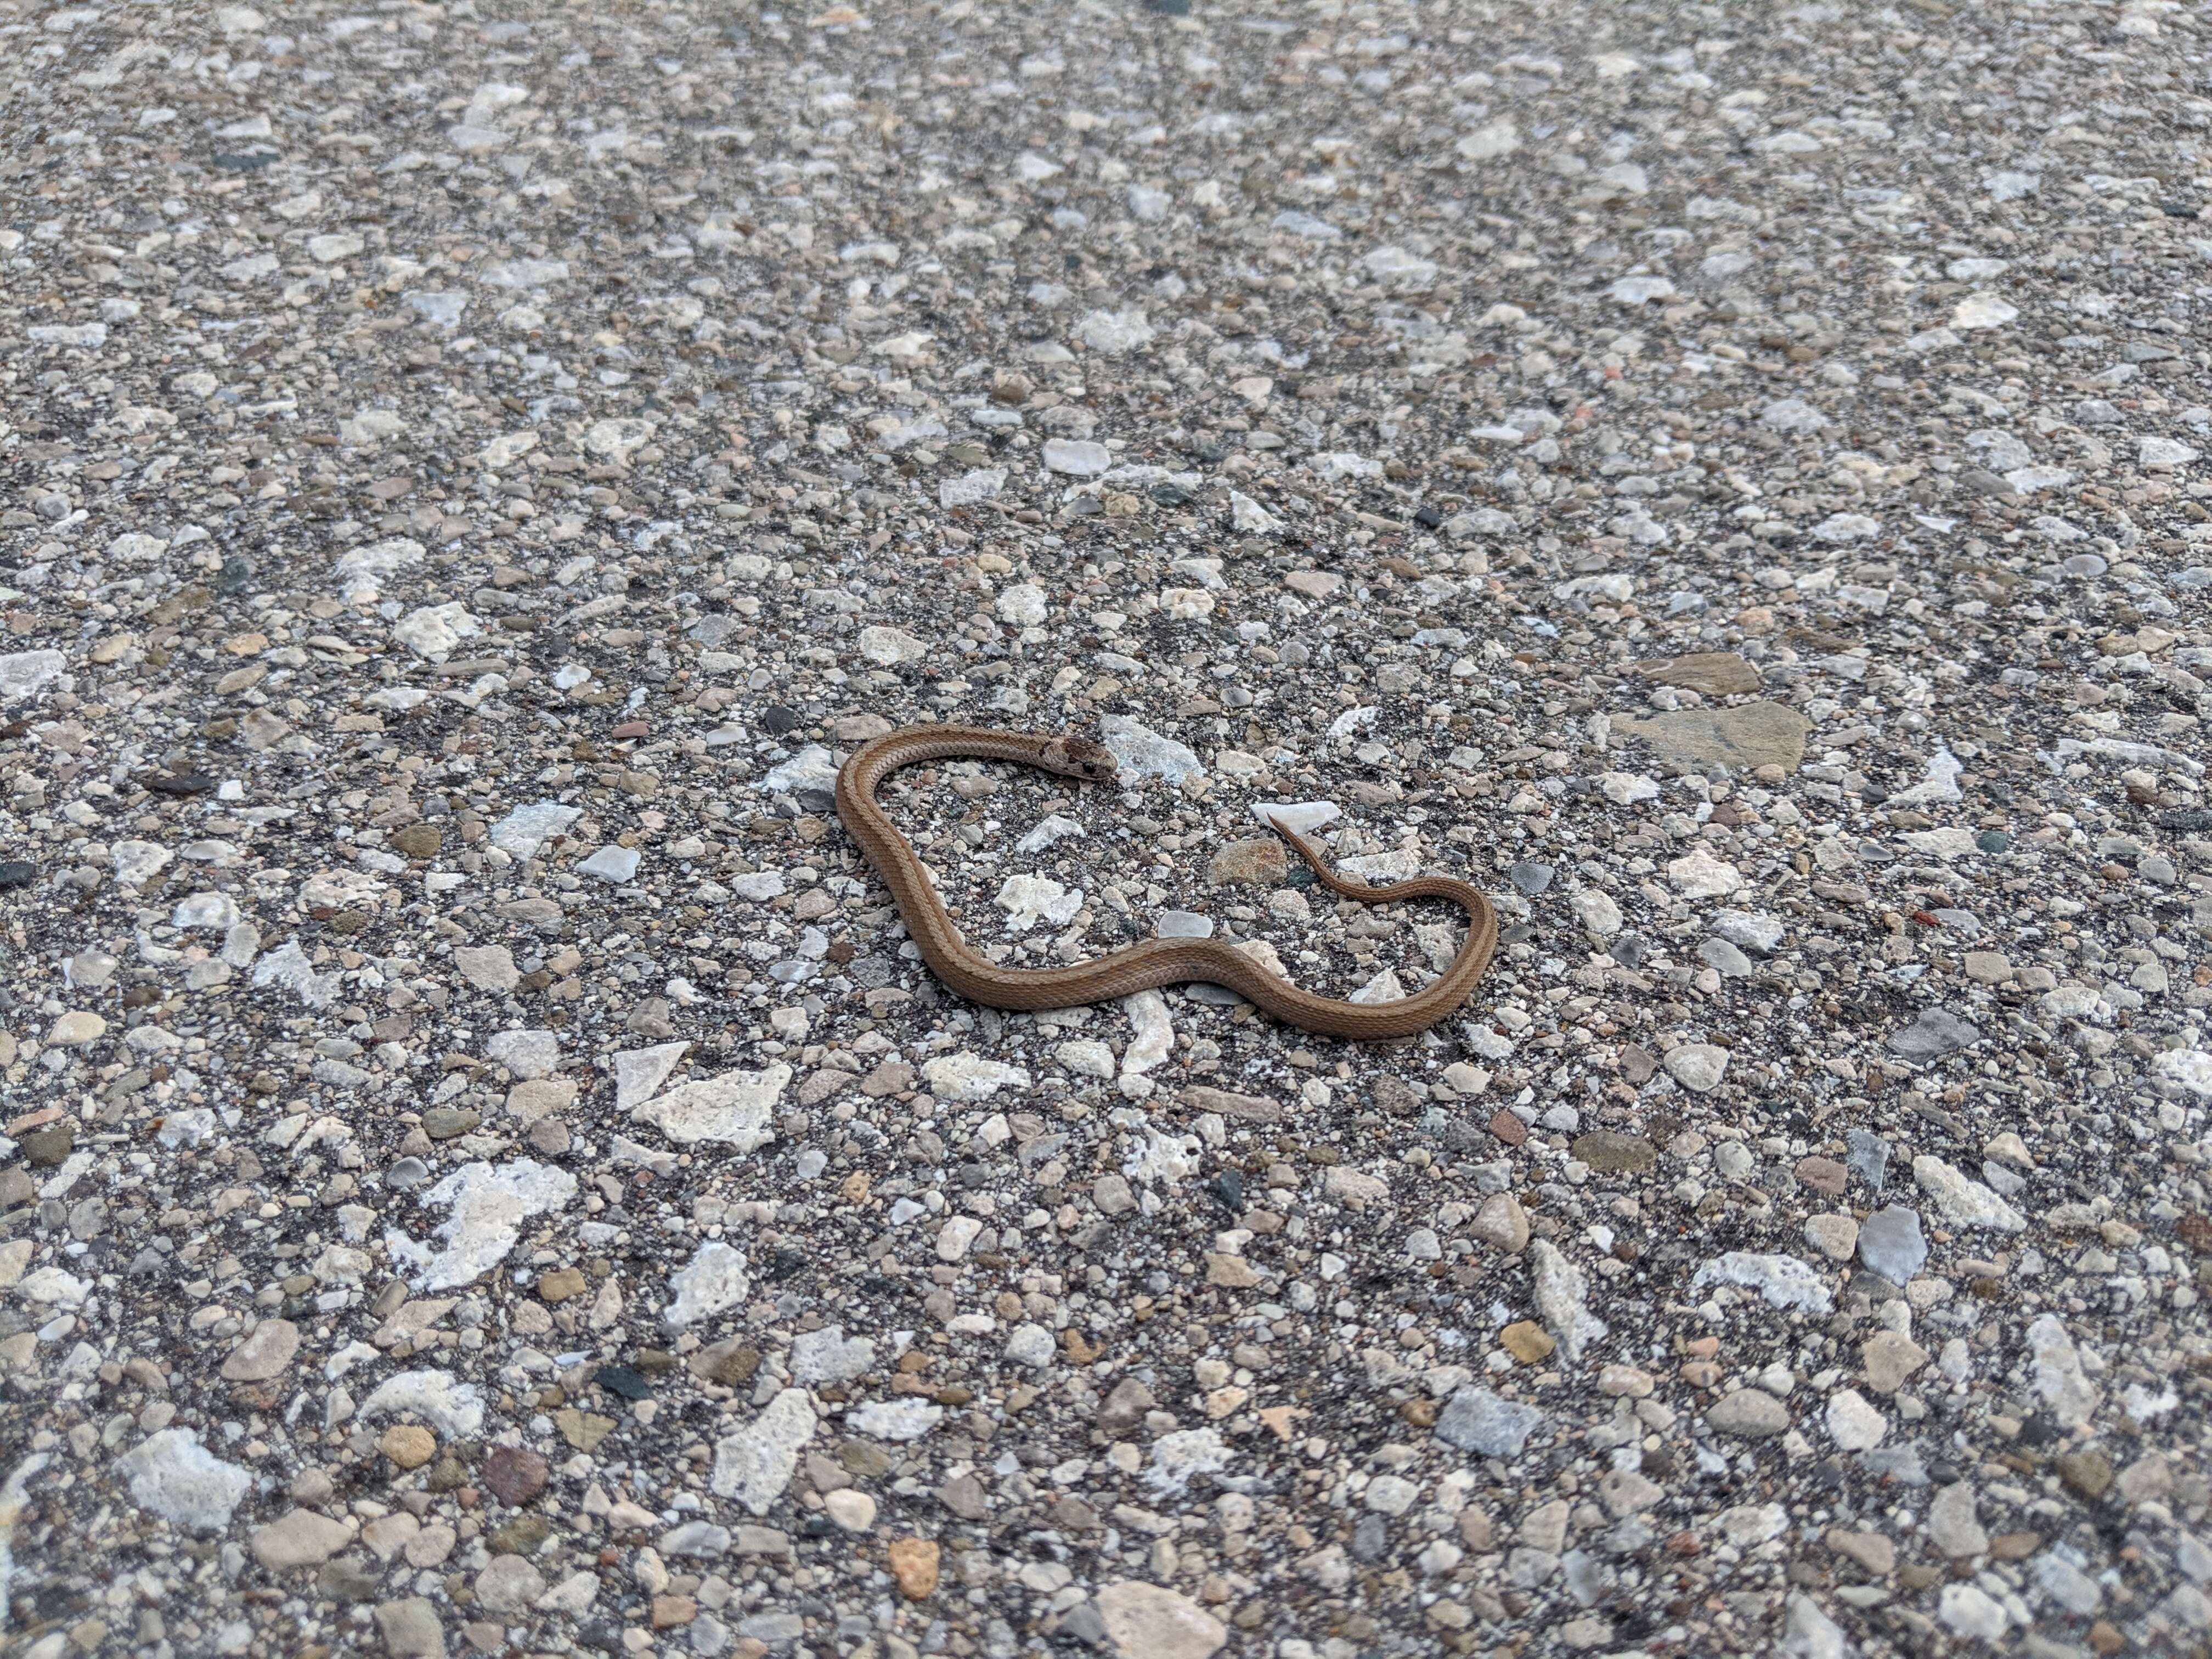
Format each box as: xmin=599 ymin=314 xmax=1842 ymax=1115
xmin=833 ymin=724 xmax=1497 ymax=1040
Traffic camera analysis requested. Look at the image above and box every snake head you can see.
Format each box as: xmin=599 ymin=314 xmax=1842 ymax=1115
xmin=1040 ymin=736 xmax=1117 ymax=785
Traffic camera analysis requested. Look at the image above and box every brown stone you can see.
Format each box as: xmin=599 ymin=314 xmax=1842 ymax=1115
xmin=1639 ymin=652 xmax=1762 ymax=696
xmin=379 ymin=1425 xmax=437 ymax=1469
xmin=19 ymin=1125 xmax=73 ymax=1167
xmin=1860 ymin=1330 xmax=1928 ymax=1396
xmin=481 ymin=1446 xmax=549 ymax=1508
xmin=1180 ymin=1086 xmax=1283 ymax=1123
xmin=1500 ymin=1322 xmax=1554 ymax=1364
xmin=1826 ymin=1528 xmax=1895 ymax=1577
xmin=1487 ymin=1110 xmax=1528 ymax=1147
xmin=487 ymin=1515 xmax=552 ymax=1557
xmin=888 ymin=1538 xmax=940 ymax=1599
xmin=651 ymin=1595 xmax=697 ymax=1628
xmin=690 ymin=1339 xmax=761 ymax=1386
xmin=537 ymin=1267 xmax=588 ymax=1302
xmin=390 ymin=825 xmax=441 ymax=859
xmin=1205 ymin=1253 xmax=1260 ymax=1289
xmin=553 ymin=1408 xmax=614 ymax=1452
xmin=1620 ymin=701 xmax=1812 ymax=774
xmin=1206 ymin=837 xmax=1287 ymax=887
xmin=936 ymin=1472 xmax=989 ymax=1520
xmin=1795 ymin=1156 xmax=1849 ymax=1196
xmin=2057 ymin=1450 xmax=2113 ymax=1501
xmin=1571 ymin=1132 xmax=1655 ymax=1174
xmin=1989 ymin=1532 xmax=2041 ymax=1561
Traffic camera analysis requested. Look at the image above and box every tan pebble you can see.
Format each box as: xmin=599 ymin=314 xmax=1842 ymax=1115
xmin=380 ymin=1425 xmax=437 ymax=1470
xmin=887 ymin=1538 xmax=940 ymax=1599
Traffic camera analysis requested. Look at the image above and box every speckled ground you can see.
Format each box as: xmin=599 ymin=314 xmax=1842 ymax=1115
xmin=5 ymin=2 xmax=2212 ymax=1658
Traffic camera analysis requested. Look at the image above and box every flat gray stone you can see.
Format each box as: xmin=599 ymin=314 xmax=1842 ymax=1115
xmin=1434 ymin=1387 xmax=1547 ymax=1459
xmin=1857 ymin=1206 xmax=1928 ymax=1283
xmin=488 ymin=800 xmax=581 ymax=860
xmin=1889 ymin=1008 xmax=1982 ymax=1062
xmin=1707 ymin=1390 xmax=1791 ymax=1438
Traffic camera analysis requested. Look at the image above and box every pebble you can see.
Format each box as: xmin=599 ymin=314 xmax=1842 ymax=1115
xmin=218 ymin=1318 xmax=299 ymax=1383
xmin=1471 ymin=1193 xmax=1531 ymax=1252
xmin=1804 ymin=1214 xmax=1859 ymax=1261
xmin=479 ymin=1447 xmax=549 ymax=1508
xmin=380 ymin=1426 xmax=438 ymax=1470
xmin=887 ymin=1539 xmax=941 ymax=1600
xmin=1434 ymin=1388 xmax=1547 ymax=1459
xmin=1826 ymin=1390 xmax=1887 ymax=1453
xmin=1857 ymin=1206 xmax=1929 ymax=1283
xmin=1889 ymin=1008 xmax=1983 ymax=1062
xmin=1861 ymin=1330 xmax=1929 ymax=1396
xmin=112 ymin=1429 xmax=252 ymax=1532
xmin=1572 ymin=1132 xmax=1656 ymax=1174
xmin=1707 ymin=1392 xmax=1792 ymax=1440
xmin=1094 ymin=1582 xmax=1228 ymax=1659
xmin=46 ymin=1012 xmax=105 ymax=1047
xmin=1912 ymin=1156 xmax=2026 ymax=1233
xmin=1206 ymin=838 xmax=1286 ymax=887
xmin=1664 ymin=1043 xmax=1730 ymax=1092
xmin=250 ymin=1510 xmax=353 ymax=1570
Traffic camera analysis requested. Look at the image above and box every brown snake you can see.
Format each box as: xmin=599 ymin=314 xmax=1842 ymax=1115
xmin=833 ymin=724 xmax=1497 ymax=1040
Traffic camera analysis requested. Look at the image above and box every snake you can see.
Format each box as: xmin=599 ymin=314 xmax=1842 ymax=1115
xmin=832 ymin=724 xmax=1498 ymax=1040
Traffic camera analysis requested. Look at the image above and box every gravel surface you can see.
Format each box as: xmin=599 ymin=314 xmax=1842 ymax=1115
xmin=5 ymin=2 xmax=2212 ymax=1657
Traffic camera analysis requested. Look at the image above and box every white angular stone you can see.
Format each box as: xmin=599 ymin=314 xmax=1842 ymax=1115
xmin=711 ymin=1389 xmax=817 ymax=1516
xmin=489 ymin=801 xmax=581 ymax=859
xmin=1666 ymin=848 xmax=1743 ymax=898
xmin=996 ymin=873 xmax=1082 ymax=931
xmin=1102 ymin=715 xmax=1205 ymax=783
xmin=387 ymin=1161 xmax=577 ymax=1291
xmin=1042 ymin=439 xmax=1112 ymax=476
xmin=2026 ymin=1314 xmax=2102 ymax=1430
xmin=614 ymin=1041 xmax=692 ymax=1111
xmin=359 ymin=1369 xmax=486 ymax=1437
xmin=1825 ymin=1389 xmax=1886 ymax=1452
xmin=633 ymin=1065 xmax=791 ymax=1150
xmin=922 ymin=1053 xmax=1030 ymax=1102
xmin=1911 ymin=1155 xmax=2025 ymax=1232
xmin=665 ymin=1242 xmax=750 ymax=1329
xmin=1529 ymin=1239 xmax=1607 ymax=1361
xmin=114 ymin=1428 xmax=253 ymax=1532
xmin=1694 ymin=1251 xmax=1833 ymax=1313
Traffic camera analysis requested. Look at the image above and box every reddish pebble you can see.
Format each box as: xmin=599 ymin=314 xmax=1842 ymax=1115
xmin=481 ymin=1445 xmax=549 ymax=1506
xmin=611 ymin=720 xmax=650 ymax=738
xmin=1487 ymin=1110 xmax=1528 ymax=1147
xmin=1665 ymin=1530 xmax=1702 ymax=1556
xmin=1795 ymin=1156 xmax=1848 ymax=1197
